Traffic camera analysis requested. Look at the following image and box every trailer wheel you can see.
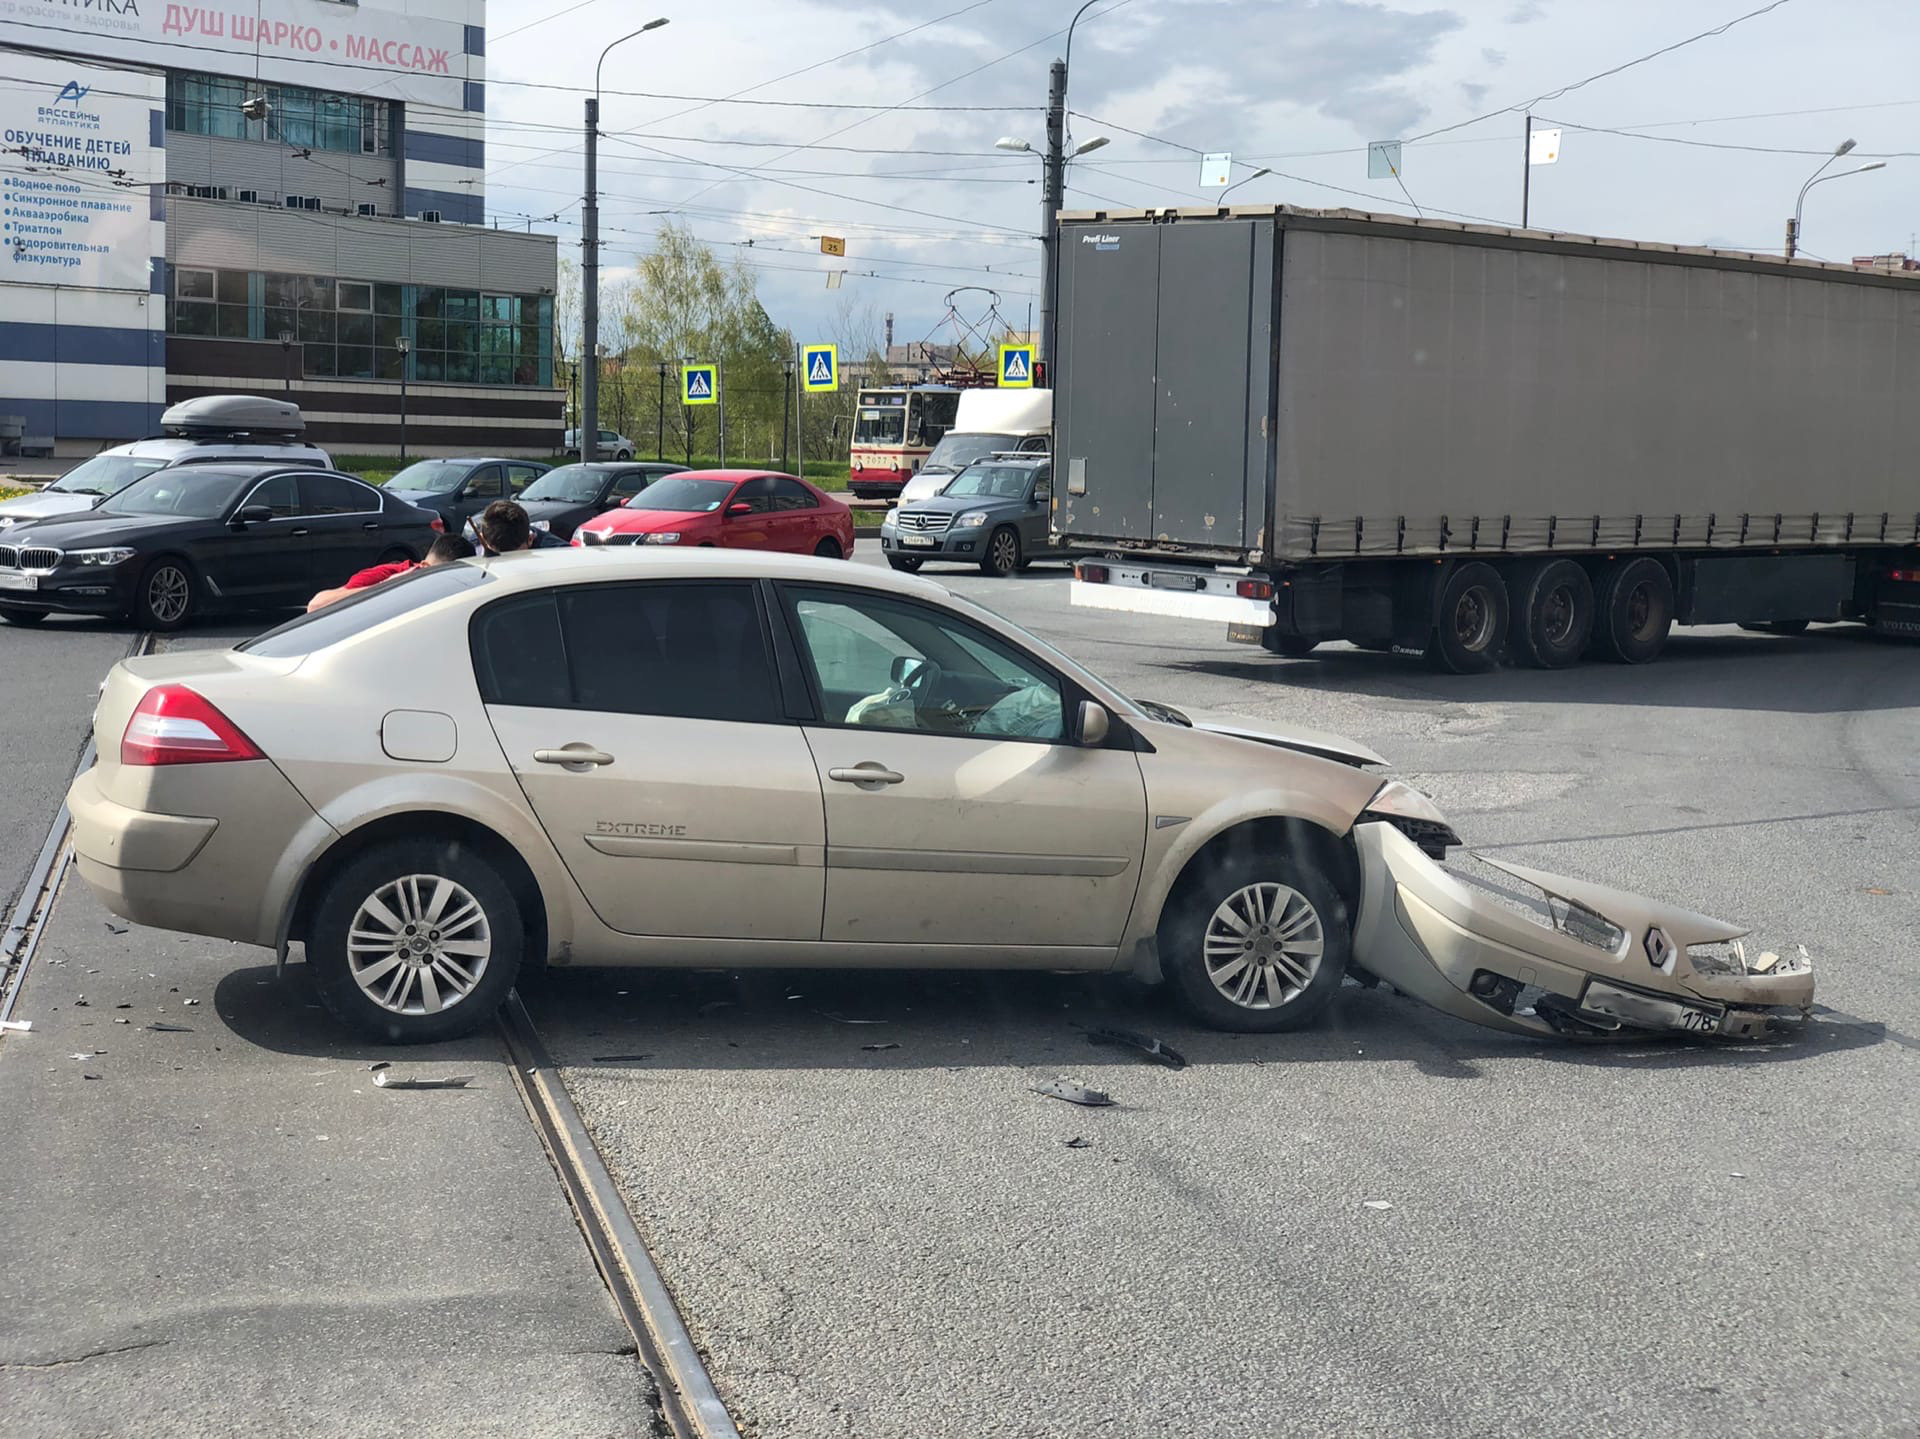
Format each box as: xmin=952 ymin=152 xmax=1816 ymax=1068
xmin=1508 ymin=558 xmax=1595 ymax=668
xmin=1428 ymin=562 xmax=1508 ymax=674
xmin=1261 ymin=632 xmax=1319 ymax=658
xmin=1594 ymin=558 xmax=1674 ymax=664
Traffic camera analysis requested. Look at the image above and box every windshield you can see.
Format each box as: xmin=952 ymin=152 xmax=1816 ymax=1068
xmin=46 ymin=454 xmax=170 ymax=498
xmin=629 ymin=477 xmax=733 ymax=513
xmin=944 ymin=463 xmax=1035 ymax=501
xmin=923 ymin=432 xmax=1020 ymax=473
xmin=240 ymin=563 xmax=494 ymax=657
xmin=854 ymin=405 xmax=906 ymax=446
xmin=102 ymin=469 xmax=252 ymax=518
xmin=386 ymin=460 xmax=471 ymax=495
xmin=521 ymin=465 xmax=606 ymax=503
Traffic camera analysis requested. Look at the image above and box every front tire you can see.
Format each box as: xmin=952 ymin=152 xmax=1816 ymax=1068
xmin=0 ymin=606 xmax=47 ymax=627
xmin=887 ymin=555 xmax=923 ymax=573
xmin=981 ymin=525 xmax=1021 ymax=577
xmin=135 ymin=556 xmax=196 ymax=631
xmin=1159 ymin=849 xmax=1349 ymax=1033
xmin=307 ymin=838 xmax=523 ymax=1044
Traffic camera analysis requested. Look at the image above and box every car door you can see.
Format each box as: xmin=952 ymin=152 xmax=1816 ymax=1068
xmin=720 ymin=476 xmax=777 ymax=551
xmin=199 ymin=472 xmax=313 ymax=602
xmin=299 ymin=472 xmax=392 ymax=586
xmin=769 ymin=476 xmax=824 ymax=553
xmin=1022 ymin=466 xmax=1053 ymax=556
xmin=453 ymin=464 xmax=506 ymax=532
xmin=476 ymin=579 xmax=826 ymax=940
xmin=777 ymin=582 xmax=1148 ymax=954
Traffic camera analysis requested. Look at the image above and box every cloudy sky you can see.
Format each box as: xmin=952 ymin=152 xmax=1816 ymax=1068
xmin=479 ymin=0 xmax=1918 ymax=345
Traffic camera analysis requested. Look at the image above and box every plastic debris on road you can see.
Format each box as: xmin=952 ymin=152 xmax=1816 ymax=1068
xmin=1032 ymin=1081 xmax=1114 ymax=1108
xmin=1064 ymin=1136 xmax=1094 ymax=1149
xmin=0 ymin=1019 xmax=31 ymax=1033
xmin=146 ymin=1022 xmax=192 ymax=1033
xmin=374 ymin=1072 xmax=475 ymax=1090
xmin=1086 ymin=1027 xmax=1189 ymax=1070
xmin=861 ymin=1042 xmax=901 ymax=1052
xmin=1363 ymin=1200 xmax=1394 ymax=1211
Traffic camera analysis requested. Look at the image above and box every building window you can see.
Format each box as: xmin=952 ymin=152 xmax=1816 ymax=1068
xmin=165 ymin=71 xmax=388 ymax=156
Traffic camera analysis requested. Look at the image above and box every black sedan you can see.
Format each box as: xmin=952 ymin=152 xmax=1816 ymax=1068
xmin=381 ymin=456 xmax=548 ymax=535
xmin=0 ymin=464 xmax=441 ymax=630
xmin=516 ymin=461 xmax=687 ymax=539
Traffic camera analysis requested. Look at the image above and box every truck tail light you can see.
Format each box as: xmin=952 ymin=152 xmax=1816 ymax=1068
xmin=1075 ymin=563 xmax=1109 ymax=584
xmin=1236 ymin=578 xmax=1274 ymax=600
xmin=1889 ymin=567 xmax=1917 ymax=583
xmin=121 ymin=685 xmax=264 ymax=766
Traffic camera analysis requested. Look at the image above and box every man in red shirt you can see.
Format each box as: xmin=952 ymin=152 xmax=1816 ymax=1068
xmin=306 ymin=533 xmax=473 ymax=611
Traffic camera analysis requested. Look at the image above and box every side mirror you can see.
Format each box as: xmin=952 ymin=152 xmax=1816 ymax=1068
xmin=1076 ymin=700 xmax=1110 ymax=748
xmin=1033 ymin=485 xmax=1052 ymax=505
xmin=727 ymin=501 xmax=754 ymax=517
xmin=890 ymin=655 xmax=925 ymax=686
xmin=232 ymin=504 xmax=274 ymax=526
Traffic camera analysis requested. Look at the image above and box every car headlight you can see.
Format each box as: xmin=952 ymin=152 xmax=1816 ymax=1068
xmin=71 ymin=547 xmax=138 ymax=567
xmin=1547 ymin=895 xmax=1626 ymax=953
xmin=531 ymin=519 xmax=552 ymax=533
xmin=1686 ymin=940 xmax=1748 ymax=976
xmin=1358 ymin=779 xmax=1462 ymax=858
xmin=641 ymin=532 xmax=681 ymax=545
xmin=957 ymin=511 xmax=989 ymax=528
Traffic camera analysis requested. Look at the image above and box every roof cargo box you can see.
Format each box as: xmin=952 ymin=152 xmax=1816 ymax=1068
xmin=160 ymin=395 xmax=306 ymax=437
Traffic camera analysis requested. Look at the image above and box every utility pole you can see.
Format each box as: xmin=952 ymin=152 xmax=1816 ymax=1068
xmin=1040 ymin=58 xmax=1065 ymax=372
xmin=716 ymin=359 xmax=726 ymax=467
xmin=656 ymin=361 xmax=666 ymax=461
xmin=781 ymin=357 xmax=793 ymax=474
xmin=581 ymin=94 xmax=600 ymax=464
xmin=794 ymin=341 xmax=805 ymax=481
xmin=1521 ymin=112 xmax=1531 ymax=230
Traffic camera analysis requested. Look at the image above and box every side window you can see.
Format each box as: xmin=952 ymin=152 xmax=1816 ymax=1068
xmin=610 ymin=469 xmax=649 ymax=501
xmin=560 ymin=582 xmax=779 ymax=723
xmin=786 ymin=587 xmax=1066 ymax=742
xmin=243 ymin=473 xmax=300 ymax=517
xmin=771 ymin=478 xmax=818 ymax=511
xmin=732 ymin=476 xmax=774 ymax=514
xmin=298 ymin=472 xmax=380 ymax=515
xmin=507 ymin=465 xmax=542 ymax=494
xmin=599 ymin=430 xmax=619 ymax=445
xmin=464 ymin=465 xmax=504 ymax=501
xmin=472 ymin=593 xmax=571 ymax=708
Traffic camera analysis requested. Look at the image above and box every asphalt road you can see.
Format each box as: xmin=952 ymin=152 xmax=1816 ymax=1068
xmin=529 ymin=554 xmax=1919 ymax=1439
xmin=1 ymin=556 xmax=1914 ymax=1439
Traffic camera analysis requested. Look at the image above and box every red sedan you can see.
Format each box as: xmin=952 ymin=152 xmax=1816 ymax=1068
xmin=571 ymin=470 xmax=855 ymax=557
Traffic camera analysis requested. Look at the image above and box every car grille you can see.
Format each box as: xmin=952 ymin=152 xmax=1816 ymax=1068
xmin=580 ymin=529 xmax=636 ymax=546
xmin=894 ymin=511 xmax=953 ymax=534
xmin=0 ymin=545 xmax=62 ymax=570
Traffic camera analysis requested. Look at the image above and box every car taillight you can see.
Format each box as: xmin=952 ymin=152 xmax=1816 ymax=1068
xmin=1076 ymin=563 xmax=1109 ymax=584
xmin=1236 ymin=578 xmax=1274 ymax=600
xmin=429 ymin=516 xmax=446 ymax=533
xmin=1890 ymin=567 xmax=1918 ymax=583
xmin=121 ymin=685 xmax=263 ymax=766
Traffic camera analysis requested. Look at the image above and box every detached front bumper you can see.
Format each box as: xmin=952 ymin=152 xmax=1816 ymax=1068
xmin=1352 ymin=823 xmax=1815 ymax=1039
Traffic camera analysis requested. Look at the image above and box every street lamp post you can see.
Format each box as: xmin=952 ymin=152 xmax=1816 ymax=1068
xmin=997 ymin=130 xmax=1107 ymax=369
xmin=395 ymin=336 xmax=411 ymax=460
xmin=1786 ymin=139 xmax=1885 ymax=259
xmin=1217 ymin=167 xmax=1272 ymax=203
xmin=583 ymin=17 xmax=668 ymax=465
xmin=277 ymin=328 xmax=295 ymax=395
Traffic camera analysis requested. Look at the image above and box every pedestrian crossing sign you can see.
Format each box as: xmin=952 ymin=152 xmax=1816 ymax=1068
xmin=682 ymin=363 xmax=718 ymax=406
xmin=802 ymin=343 xmax=838 ymax=393
xmin=998 ymin=342 xmax=1035 ymax=388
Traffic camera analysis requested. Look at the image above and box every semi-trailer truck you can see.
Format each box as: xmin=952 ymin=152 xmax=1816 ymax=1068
xmin=1052 ymin=205 xmax=1919 ymax=672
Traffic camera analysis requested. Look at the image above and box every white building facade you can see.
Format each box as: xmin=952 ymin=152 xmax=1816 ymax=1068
xmin=1 ymin=0 xmax=559 ymax=454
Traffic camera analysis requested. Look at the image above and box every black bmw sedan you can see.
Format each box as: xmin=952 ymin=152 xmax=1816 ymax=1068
xmin=0 ymin=463 xmax=441 ymax=630
xmin=516 ymin=461 xmax=687 ymax=539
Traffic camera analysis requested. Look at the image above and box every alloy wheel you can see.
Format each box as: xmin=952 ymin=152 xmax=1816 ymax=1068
xmin=146 ymin=565 xmax=191 ymax=625
xmin=1203 ymin=882 xmax=1325 ymax=1009
xmin=347 ymin=873 xmax=492 ymax=1016
xmin=990 ymin=529 xmax=1019 ymax=575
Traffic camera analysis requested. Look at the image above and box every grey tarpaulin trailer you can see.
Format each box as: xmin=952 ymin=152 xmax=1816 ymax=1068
xmin=1053 ymin=205 xmax=1920 ymax=671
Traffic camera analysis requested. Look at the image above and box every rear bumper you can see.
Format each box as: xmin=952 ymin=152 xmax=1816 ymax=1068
xmin=67 ymin=760 xmax=328 ymax=947
xmin=1070 ymin=560 xmax=1272 ymax=625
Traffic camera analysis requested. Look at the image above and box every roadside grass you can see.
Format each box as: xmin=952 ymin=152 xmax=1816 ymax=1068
xmin=0 ymin=486 xmax=29 ymax=503
xmin=335 ymin=454 xmax=852 ymax=490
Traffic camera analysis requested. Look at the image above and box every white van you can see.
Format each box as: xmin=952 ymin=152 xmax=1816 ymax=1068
xmin=0 ymin=396 xmax=330 ymax=530
xmin=897 ymin=390 xmax=1051 ymax=504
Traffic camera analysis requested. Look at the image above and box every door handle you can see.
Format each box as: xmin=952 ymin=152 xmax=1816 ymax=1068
xmin=362 ymin=521 xmax=380 ymax=531
xmin=535 ymin=745 xmax=616 ymax=770
xmin=291 ymin=527 xmax=309 ymax=537
xmin=829 ymin=763 xmax=905 ymax=788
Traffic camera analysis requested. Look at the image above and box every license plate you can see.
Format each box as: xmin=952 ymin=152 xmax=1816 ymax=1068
xmin=0 ymin=572 xmax=37 ymax=591
xmin=1226 ymin=622 xmax=1263 ymax=645
xmin=901 ymin=535 xmax=936 ymax=548
xmin=1672 ymin=1004 xmax=1723 ymax=1035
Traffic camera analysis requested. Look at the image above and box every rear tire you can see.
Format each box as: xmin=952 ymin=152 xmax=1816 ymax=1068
xmin=0 ymin=606 xmax=47 ymax=627
xmin=1261 ymin=632 xmax=1319 ymax=658
xmin=981 ymin=526 xmax=1021 ymax=577
xmin=887 ymin=555 xmax=923 ymax=573
xmin=307 ymin=837 xmax=523 ymax=1044
xmin=1508 ymin=558 xmax=1595 ymax=669
xmin=1593 ymin=557 xmax=1674 ymax=664
xmin=134 ymin=556 xmax=196 ymax=632
xmin=1159 ymin=849 xmax=1349 ymax=1033
xmin=1428 ymin=562 xmax=1508 ymax=674
xmin=813 ymin=537 xmax=842 ymax=559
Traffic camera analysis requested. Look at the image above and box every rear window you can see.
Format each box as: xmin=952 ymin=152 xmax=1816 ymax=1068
xmin=238 ymin=563 xmax=492 ymax=657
